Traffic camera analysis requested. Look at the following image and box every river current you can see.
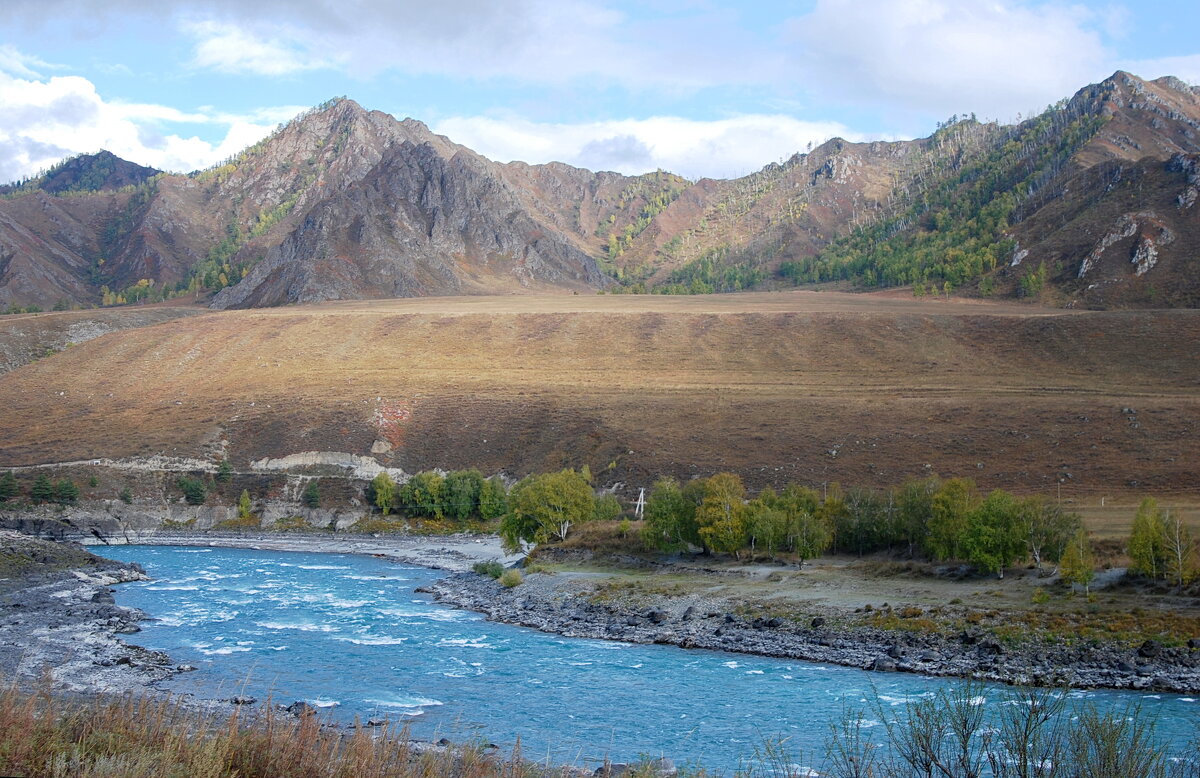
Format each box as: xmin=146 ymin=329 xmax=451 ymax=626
xmin=102 ymin=545 xmax=1197 ymax=772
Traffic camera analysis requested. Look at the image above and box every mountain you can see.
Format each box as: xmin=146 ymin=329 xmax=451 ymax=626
xmin=0 ymin=150 xmax=161 ymax=196
xmin=0 ymin=72 xmax=1197 ymax=311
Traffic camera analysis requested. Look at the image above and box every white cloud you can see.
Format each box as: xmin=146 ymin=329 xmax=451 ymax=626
xmin=786 ymin=0 xmax=1113 ymax=121
xmin=0 ymin=43 xmax=58 ymax=79
xmin=0 ymin=57 xmax=300 ymax=182
xmin=185 ymin=19 xmax=331 ymax=76
xmin=433 ymin=114 xmax=865 ymax=180
xmin=2 ymin=0 xmax=778 ymax=89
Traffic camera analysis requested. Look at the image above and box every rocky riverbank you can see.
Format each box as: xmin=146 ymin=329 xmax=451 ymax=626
xmin=0 ymin=530 xmax=186 ymax=694
xmin=427 ymin=568 xmax=1200 ymax=694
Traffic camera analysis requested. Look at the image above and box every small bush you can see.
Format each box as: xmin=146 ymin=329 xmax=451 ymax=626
xmin=498 ymin=569 xmax=523 ymax=588
xmin=349 ymin=517 xmax=408 ymax=534
xmin=176 ymin=476 xmax=207 ymax=505
xmin=271 ymin=515 xmax=312 ymax=532
xmin=473 ymin=561 xmax=504 ymax=579
xmin=1031 ymin=587 xmax=1051 ymax=604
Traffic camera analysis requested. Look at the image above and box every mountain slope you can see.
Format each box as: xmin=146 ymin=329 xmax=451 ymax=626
xmin=0 ymin=72 xmax=1197 ymax=311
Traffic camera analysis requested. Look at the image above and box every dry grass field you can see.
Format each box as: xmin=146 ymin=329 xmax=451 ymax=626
xmin=0 ymin=291 xmax=1196 ymax=512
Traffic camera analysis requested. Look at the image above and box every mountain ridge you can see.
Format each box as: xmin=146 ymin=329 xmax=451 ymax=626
xmin=1 ymin=71 xmax=1197 ymax=311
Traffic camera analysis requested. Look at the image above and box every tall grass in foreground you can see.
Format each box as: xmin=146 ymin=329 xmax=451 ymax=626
xmin=2 ymin=682 xmax=1198 ymax=777
xmin=0 ymin=685 xmax=556 ymax=778
xmin=745 ymin=682 xmax=1200 ymax=778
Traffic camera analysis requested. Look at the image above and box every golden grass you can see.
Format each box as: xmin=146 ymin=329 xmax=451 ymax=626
xmin=0 ymin=685 xmax=559 ymax=778
xmin=1 ymin=292 xmax=1197 ymax=497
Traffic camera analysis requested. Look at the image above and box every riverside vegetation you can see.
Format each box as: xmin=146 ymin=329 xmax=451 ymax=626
xmin=0 ymin=681 xmax=1198 ymax=778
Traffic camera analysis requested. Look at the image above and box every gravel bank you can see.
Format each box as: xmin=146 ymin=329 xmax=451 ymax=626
xmin=428 ymin=569 xmax=1200 ymax=694
xmin=0 ymin=531 xmax=184 ymax=694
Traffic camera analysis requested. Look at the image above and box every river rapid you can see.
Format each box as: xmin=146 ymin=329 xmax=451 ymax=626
xmin=102 ymin=545 xmax=1198 ymax=772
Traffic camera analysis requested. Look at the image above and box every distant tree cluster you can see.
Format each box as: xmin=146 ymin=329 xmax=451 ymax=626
xmin=642 ymin=473 xmax=1084 ymax=577
xmin=367 ymin=469 xmax=509 ymax=523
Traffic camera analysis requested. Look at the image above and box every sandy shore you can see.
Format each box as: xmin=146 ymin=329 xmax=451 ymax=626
xmin=81 ymin=530 xmax=523 ymax=572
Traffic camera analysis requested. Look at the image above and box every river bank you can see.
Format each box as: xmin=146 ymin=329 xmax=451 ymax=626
xmin=0 ymin=530 xmax=183 ymax=695
xmin=426 ymin=565 xmax=1200 ymax=694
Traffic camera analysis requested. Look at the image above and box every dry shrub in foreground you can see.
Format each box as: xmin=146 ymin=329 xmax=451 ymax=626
xmin=0 ymin=685 xmax=551 ymax=778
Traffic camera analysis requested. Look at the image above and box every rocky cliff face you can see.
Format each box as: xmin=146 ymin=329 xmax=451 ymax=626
xmin=0 ymin=72 xmax=1198 ymax=310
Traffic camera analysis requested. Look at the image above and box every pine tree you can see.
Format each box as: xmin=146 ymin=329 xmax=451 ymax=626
xmin=302 ymin=480 xmax=321 ymax=508
xmin=53 ymin=479 xmax=79 ymax=505
xmin=31 ymin=474 xmax=54 ymax=503
xmin=0 ymin=471 xmax=17 ymax=502
xmin=238 ymin=489 xmax=254 ymax=520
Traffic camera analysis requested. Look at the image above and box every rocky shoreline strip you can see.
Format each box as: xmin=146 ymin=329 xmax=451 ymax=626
xmin=0 ymin=531 xmax=187 ymax=695
xmin=427 ymin=569 xmax=1200 ymax=694
xmin=79 ymin=529 xmax=523 ymax=573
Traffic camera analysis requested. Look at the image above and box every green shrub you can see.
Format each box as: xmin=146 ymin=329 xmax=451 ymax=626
xmin=472 ymin=561 xmax=504 ymax=579
xmin=498 ymin=569 xmax=523 ymax=588
xmin=176 ymin=476 xmax=207 ymax=505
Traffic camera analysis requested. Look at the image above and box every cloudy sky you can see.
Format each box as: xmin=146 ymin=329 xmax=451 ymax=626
xmin=1 ymin=0 xmax=1197 ymax=183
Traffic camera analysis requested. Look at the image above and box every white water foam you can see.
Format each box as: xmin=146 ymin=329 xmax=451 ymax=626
xmin=364 ymin=696 xmax=444 ymax=715
xmin=256 ymin=621 xmax=341 ymax=633
xmin=197 ymin=645 xmax=253 ymax=655
xmin=438 ymin=636 xmax=493 ymax=649
xmin=334 ymin=635 xmax=409 ymax=646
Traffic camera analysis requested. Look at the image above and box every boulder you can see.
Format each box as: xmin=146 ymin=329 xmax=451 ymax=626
xmin=1138 ymin=640 xmax=1162 ymax=658
xmin=810 ymin=616 xmax=826 ymax=629
xmin=870 ymin=656 xmax=898 ymax=672
xmin=286 ymin=701 xmax=318 ymax=717
xmin=229 ymin=695 xmax=257 ymax=705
